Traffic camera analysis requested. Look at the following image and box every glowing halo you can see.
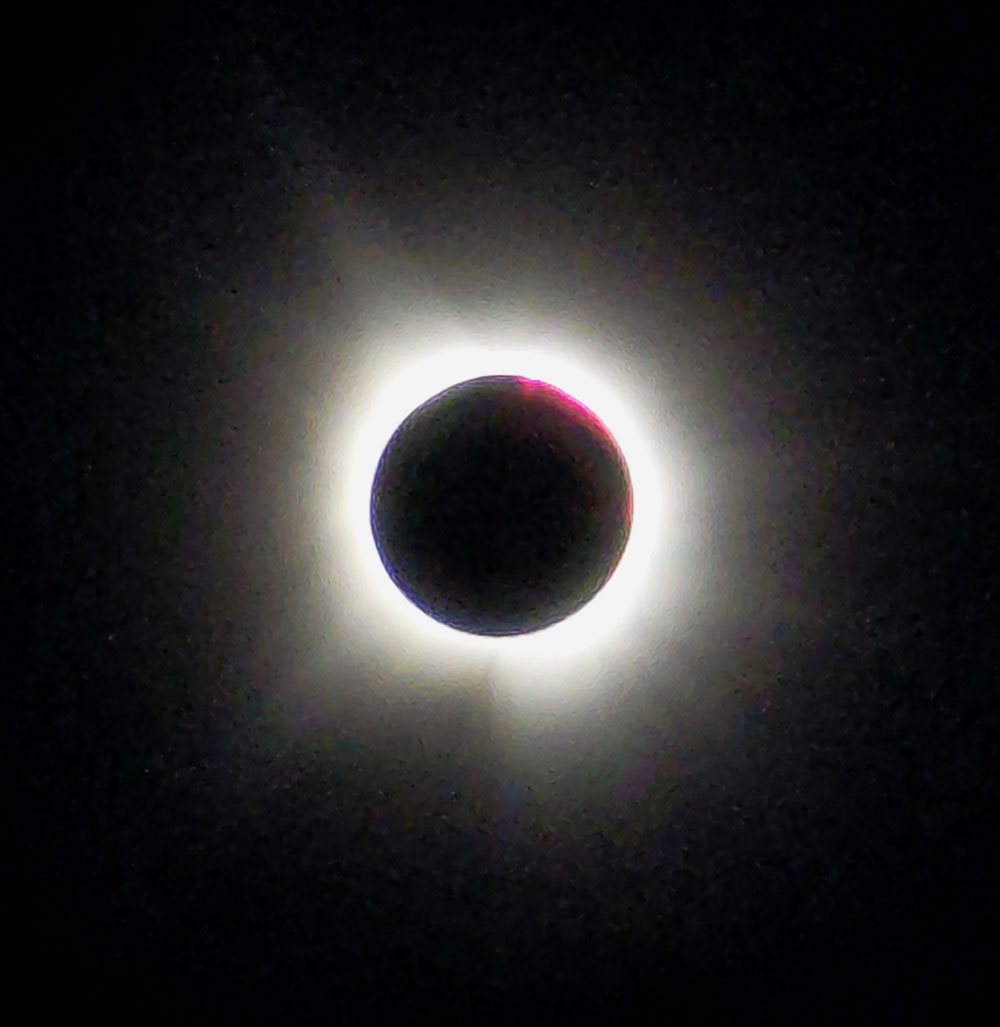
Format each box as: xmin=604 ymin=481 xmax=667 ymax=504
xmin=318 ymin=310 xmax=696 ymax=709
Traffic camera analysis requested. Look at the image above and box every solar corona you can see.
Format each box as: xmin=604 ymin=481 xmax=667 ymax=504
xmin=321 ymin=324 xmax=690 ymax=705
xmin=370 ymin=375 xmax=634 ymax=636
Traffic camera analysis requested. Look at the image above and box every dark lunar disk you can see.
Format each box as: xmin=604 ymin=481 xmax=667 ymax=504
xmin=370 ymin=375 xmax=633 ymax=635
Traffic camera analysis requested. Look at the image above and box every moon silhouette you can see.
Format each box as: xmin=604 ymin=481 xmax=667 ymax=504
xmin=370 ymin=375 xmax=633 ymax=635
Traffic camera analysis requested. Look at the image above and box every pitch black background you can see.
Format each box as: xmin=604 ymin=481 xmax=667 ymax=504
xmin=10 ymin=2 xmax=998 ymax=1018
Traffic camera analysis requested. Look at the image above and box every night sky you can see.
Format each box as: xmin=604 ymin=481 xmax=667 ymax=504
xmin=11 ymin=3 xmax=998 ymax=1018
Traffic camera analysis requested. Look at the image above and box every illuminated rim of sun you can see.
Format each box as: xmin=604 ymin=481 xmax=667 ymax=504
xmin=320 ymin=312 xmax=691 ymax=700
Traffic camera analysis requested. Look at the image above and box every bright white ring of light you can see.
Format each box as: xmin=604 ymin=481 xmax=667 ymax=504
xmin=320 ymin=312 xmax=691 ymax=705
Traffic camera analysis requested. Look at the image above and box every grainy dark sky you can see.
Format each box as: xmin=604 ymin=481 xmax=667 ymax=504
xmin=10 ymin=2 xmax=998 ymax=1018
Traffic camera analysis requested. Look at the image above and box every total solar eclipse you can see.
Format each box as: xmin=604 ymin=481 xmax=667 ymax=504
xmin=370 ymin=375 xmax=633 ymax=636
